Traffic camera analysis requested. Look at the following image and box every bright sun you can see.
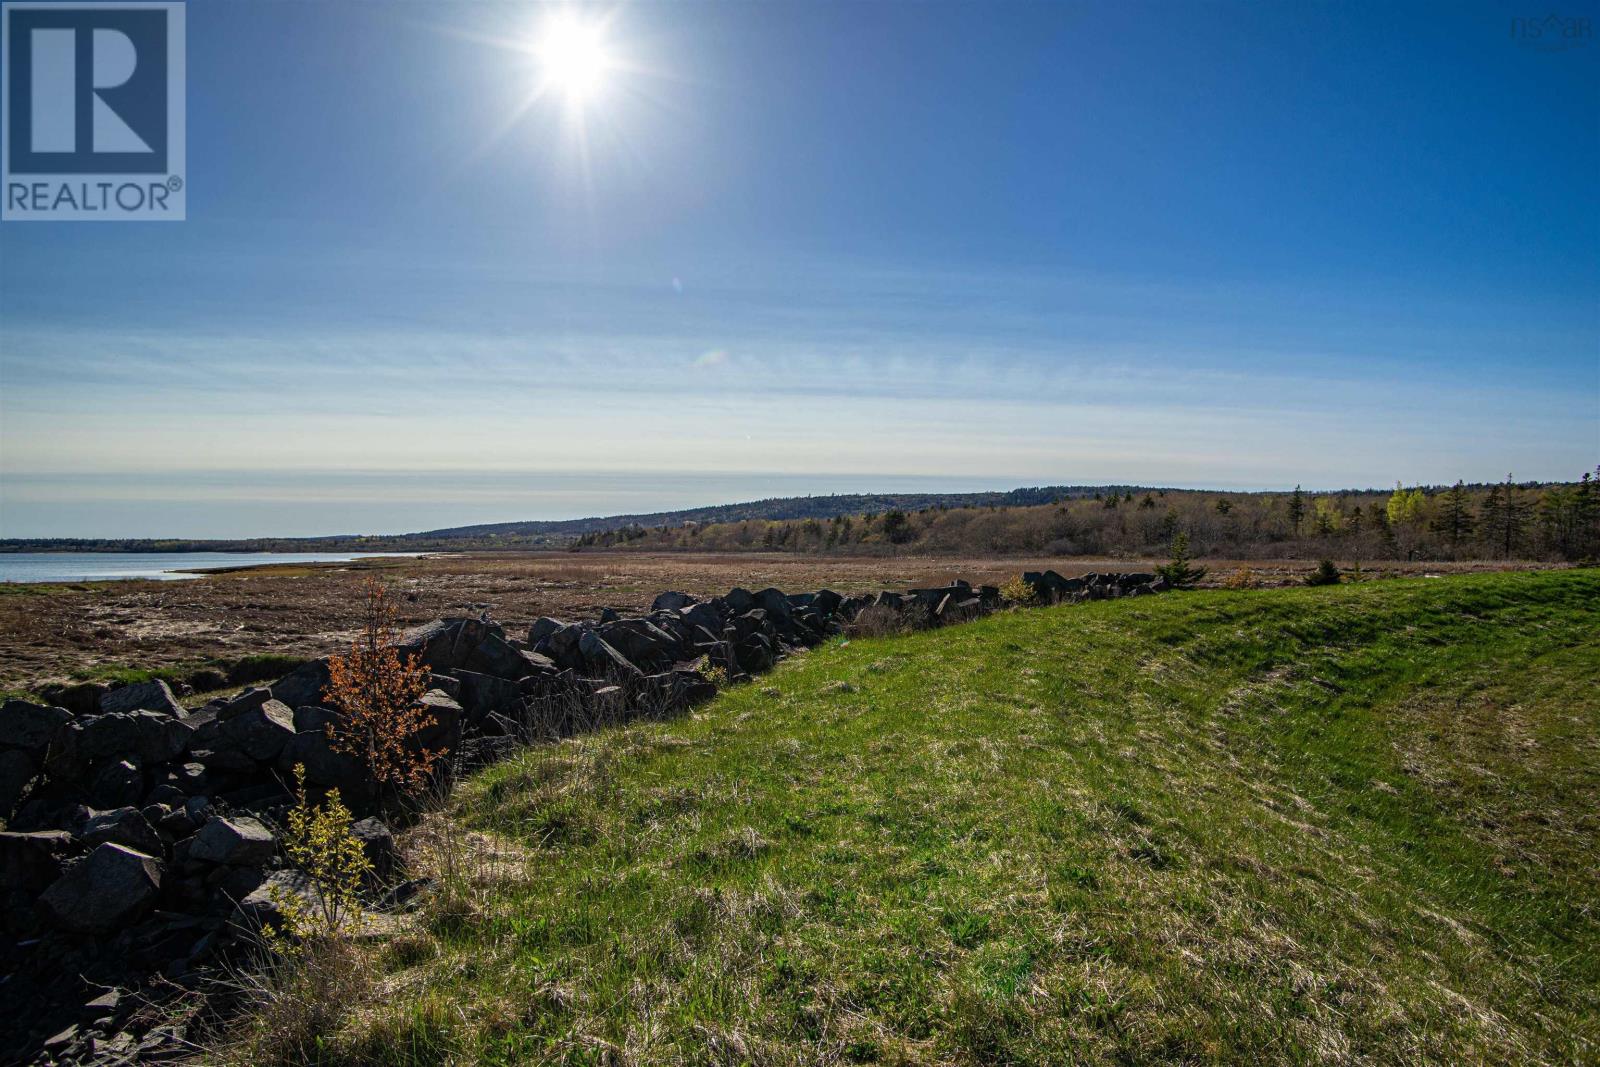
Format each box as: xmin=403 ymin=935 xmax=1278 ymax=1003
xmin=538 ymin=13 xmax=612 ymax=106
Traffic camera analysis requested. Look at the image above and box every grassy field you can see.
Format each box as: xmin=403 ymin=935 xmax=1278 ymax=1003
xmin=244 ymin=570 xmax=1599 ymax=1065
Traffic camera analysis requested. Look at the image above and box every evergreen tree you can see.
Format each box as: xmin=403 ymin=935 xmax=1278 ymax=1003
xmin=1480 ymin=473 xmax=1531 ymax=559
xmin=1156 ymin=532 xmax=1207 ymax=589
xmin=1305 ymin=559 xmax=1341 ymax=586
xmin=1430 ymin=480 xmax=1474 ymax=555
xmin=881 ymin=509 xmax=913 ymax=544
xmin=1288 ymin=485 xmax=1306 ymax=536
xmin=1537 ymin=471 xmax=1600 ymax=560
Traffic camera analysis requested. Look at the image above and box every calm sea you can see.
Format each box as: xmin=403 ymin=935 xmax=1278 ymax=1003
xmin=0 ymin=552 xmax=417 ymax=584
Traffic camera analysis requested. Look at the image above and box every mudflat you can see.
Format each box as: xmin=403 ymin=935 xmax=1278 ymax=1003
xmin=0 ymin=551 xmax=1558 ymax=694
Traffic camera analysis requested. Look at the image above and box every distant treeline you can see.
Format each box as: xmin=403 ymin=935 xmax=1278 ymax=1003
xmin=0 ymin=535 xmax=490 ymax=554
xmin=7 ymin=475 xmax=1597 ymax=561
xmin=0 ymin=486 xmax=1144 ymax=553
xmin=571 ymin=470 xmax=1600 ymax=562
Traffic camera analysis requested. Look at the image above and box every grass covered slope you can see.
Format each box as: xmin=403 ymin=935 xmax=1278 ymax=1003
xmin=361 ymin=571 xmax=1598 ymax=1064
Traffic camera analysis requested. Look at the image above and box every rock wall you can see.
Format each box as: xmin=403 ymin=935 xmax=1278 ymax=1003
xmin=0 ymin=569 xmax=1163 ymax=1064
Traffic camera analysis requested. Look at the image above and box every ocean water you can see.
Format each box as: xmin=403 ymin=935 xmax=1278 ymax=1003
xmin=0 ymin=552 xmax=416 ymax=584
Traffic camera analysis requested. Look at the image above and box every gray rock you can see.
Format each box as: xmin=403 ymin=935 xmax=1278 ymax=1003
xmin=721 ymin=588 xmax=757 ymax=614
xmin=599 ymin=618 xmax=681 ymax=671
xmin=39 ymin=843 xmax=164 ymax=935
xmin=414 ymin=689 xmax=463 ymax=753
xmin=0 ymin=829 xmax=73 ymax=896
xmin=87 ymin=758 xmax=144 ymax=809
xmin=231 ymin=868 xmax=323 ymax=933
xmin=189 ymin=816 xmax=276 ymax=866
xmin=0 ymin=699 xmax=72 ymax=754
xmin=280 ymin=712 xmax=371 ymax=804
xmin=578 ymin=630 xmax=642 ymax=679
xmin=754 ymin=587 xmax=794 ymax=622
xmin=464 ymin=631 xmax=538 ymax=679
xmin=543 ymin=624 xmax=588 ymax=671
xmin=215 ymin=687 xmax=275 ymax=721
xmin=99 ymin=680 xmax=184 ymax=717
xmin=527 ymin=617 xmax=566 ymax=645
xmin=269 ymin=658 xmax=332 ymax=711
xmin=51 ymin=681 xmax=110 ymax=717
xmin=350 ymin=816 xmax=397 ymax=880
xmin=651 ymin=590 xmax=696 ymax=612
xmin=679 ymin=601 xmax=724 ymax=633
xmin=293 ymin=704 xmax=338 ymax=734
xmin=77 ymin=806 xmax=163 ymax=856
xmin=79 ymin=709 xmax=193 ymax=765
xmin=215 ymin=698 xmax=295 ymax=761
xmin=401 ymin=618 xmax=497 ymax=672
xmin=0 ymin=747 xmax=37 ymax=816
xmin=452 ymin=671 xmax=520 ymax=724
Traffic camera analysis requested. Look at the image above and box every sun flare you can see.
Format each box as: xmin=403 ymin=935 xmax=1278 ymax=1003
xmin=537 ymin=12 xmax=612 ymax=106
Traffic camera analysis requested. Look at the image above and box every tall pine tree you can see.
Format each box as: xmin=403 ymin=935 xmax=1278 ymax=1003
xmin=1288 ymin=485 xmax=1306 ymax=537
xmin=1481 ymin=473 xmax=1531 ymax=559
xmin=1430 ymin=480 xmax=1474 ymax=555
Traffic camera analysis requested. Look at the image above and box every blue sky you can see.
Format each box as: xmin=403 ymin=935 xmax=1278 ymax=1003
xmin=1 ymin=0 xmax=1596 ymax=537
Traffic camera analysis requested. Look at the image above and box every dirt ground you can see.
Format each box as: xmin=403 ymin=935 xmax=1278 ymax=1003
xmin=0 ymin=551 xmax=1562 ymax=693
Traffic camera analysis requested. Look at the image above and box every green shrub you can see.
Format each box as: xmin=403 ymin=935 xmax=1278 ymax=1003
xmin=1156 ymin=532 xmax=1207 ymax=589
xmin=1305 ymin=559 xmax=1342 ymax=586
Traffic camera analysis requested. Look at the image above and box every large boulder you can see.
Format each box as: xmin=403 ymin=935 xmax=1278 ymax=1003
xmin=0 ymin=830 xmax=73 ymax=896
xmin=39 ymin=843 xmax=165 ymax=935
xmin=188 ymin=816 xmax=276 ymax=866
xmin=0 ymin=747 xmax=37 ymax=815
xmin=651 ymin=591 xmax=696 ymax=612
xmin=451 ymin=671 xmax=521 ymax=725
xmin=464 ymin=631 xmax=543 ymax=680
xmin=808 ymin=589 xmax=844 ymax=616
xmin=214 ymin=698 xmax=296 ymax=762
xmin=0 ymin=830 xmax=74 ymax=934
xmin=142 ymin=707 xmax=198 ymax=761
xmin=578 ymin=630 xmax=642 ymax=679
xmin=402 ymin=618 xmax=499 ymax=672
xmin=753 ymin=588 xmax=794 ymax=623
xmin=281 ymin=709 xmax=370 ymax=803
xmin=721 ymin=588 xmax=757 ymax=614
xmin=0 ymin=699 xmax=72 ymax=754
xmin=87 ymin=758 xmax=145 ymax=808
xmin=542 ymin=624 xmax=588 ymax=671
xmin=100 ymin=680 xmax=184 ymax=717
xmin=215 ymin=687 xmax=274 ymax=721
xmin=679 ymin=601 xmax=724 ymax=633
xmin=231 ymin=869 xmax=323 ymax=933
xmin=527 ymin=617 xmax=566 ymax=646
xmin=350 ymin=817 xmax=398 ymax=882
xmin=269 ymin=658 xmax=332 ymax=712
xmin=413 ymin=690 xmax=464 ymax=754
xmin=48 ymin=682 xmax=110 ymax=717
xmin=76 ymin=806 xmax=163 ymax=856
xmin=599 ymin=619 xmax=681 ymax=671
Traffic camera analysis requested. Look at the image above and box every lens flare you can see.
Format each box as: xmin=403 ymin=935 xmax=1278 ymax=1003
xmin=538 ymin=12 xmax=612 ymax=107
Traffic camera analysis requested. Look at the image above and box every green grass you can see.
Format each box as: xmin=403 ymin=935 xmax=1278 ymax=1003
xmin=276 ymin=571 xmax=1600 ymax=1065
xmin=65 ymin=652 xmax=302 ymax=696
xmin=68 ymin=662 xmax=198 ymax=686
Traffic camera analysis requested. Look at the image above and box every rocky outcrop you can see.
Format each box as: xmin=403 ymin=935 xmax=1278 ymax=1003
xmin=1022 ymin=569 xmax=1168 ymax=600
xmin=0 ymin=570 xmax=1168 ymax=1064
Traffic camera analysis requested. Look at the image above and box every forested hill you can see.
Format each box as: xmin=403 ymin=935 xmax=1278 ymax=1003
xmin=411 ymin=485 xmax=1130 ymax=539
xmin=0 ymin=485 xmax=1135 ymax=553
xmin=5 ymin=475 xmax=1595 ymax=560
